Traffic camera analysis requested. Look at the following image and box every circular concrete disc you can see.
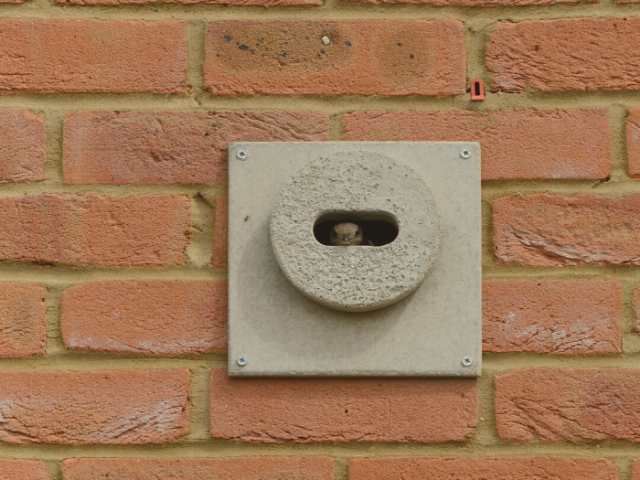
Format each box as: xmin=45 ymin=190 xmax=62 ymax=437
xmin=270 ymin=150 xmax=441 ymax=312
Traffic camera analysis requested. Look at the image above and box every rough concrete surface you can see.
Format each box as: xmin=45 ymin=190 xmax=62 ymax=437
xmin=228 ymin=142 xmax=480 ymax=377
xmin=271 ymin=151 xmax=440 ymax=312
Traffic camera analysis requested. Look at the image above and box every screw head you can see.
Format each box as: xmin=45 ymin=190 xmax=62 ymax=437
xmin=236 ymin=149 xmax=248 ymax=160
xmin=460 ymin=149 xmax=472 ymax=159
xmin=462 ymin=357 xmax=473 ymax=367
xmin=321 ymin=36 xmax=331 ymax=45
xmin=237 ymin=356 xmax=248 ymax=366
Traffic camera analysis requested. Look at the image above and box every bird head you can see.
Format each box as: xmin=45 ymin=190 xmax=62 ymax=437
xmin=330 ymin=222 xmax=364 ymax=246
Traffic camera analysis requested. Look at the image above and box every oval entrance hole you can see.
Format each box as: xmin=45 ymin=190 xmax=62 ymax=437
xmin=314 ymin=212 xmax=399 ymax=247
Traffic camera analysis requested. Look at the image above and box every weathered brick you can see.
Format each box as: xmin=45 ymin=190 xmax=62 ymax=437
xmin=350 ymin=457 xmax=617 ymax=480
xmin=212 ymin=195 xmax=228 ymax=269
xmin=496 ymin=369 xmax=640 ymax=442
xmin=633 ymin=459 xmax=640 ymax=480
xmin=0 ymin=370 xmax=189 ymax=444
xmin=344 ymin=0 xmax=592 ymax=5
xmin=0 ymin=20 xmax=186 ymax=94
xmin=0 ymin=283 xmax=46 ymax=358
xmin=630 ymin=285 xmax=640 ymax=334
xmin=64 ymin=111 xmax=330 ymax=185
xmin=63 ymin=457 xmax=333 ymax=480
xmin=0 ymin=110 xmax=46 ymax=183
xmin=59 ymin=0 xmax=319 ymax=6
xmin=0 ymin=460 xmax=49 ymax=480
xmin=210 ymin=369 xmax=477 ymax=443
xmin=494 ymin=194 xmax=640 ymax=266
xmin=627 ymin=109 xmax=640 ymax=179
xmin=483 ymin=281 xmax=621 ymax=355
xmin=0 ymin=194 xmax=190 ymax=267
xmin=204 ymin=20 xmax=465 ymax=96
xmin=61 ymin=281 xmax=227 ymax=355
xmin=344 ymin=110 xmax=611 ymax=181
xmin=488 ymin=18 xmax=640 ymax=93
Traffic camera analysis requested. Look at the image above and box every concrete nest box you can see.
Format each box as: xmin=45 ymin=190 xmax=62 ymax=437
xmin=270 ymin=151 xmax=441 ymax=312
xmin=228 ymin=142 xmax=481 ymax=377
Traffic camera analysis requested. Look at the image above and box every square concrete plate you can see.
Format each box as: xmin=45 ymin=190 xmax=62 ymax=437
xmin=228 ymin=142 xmax=481 ymax=377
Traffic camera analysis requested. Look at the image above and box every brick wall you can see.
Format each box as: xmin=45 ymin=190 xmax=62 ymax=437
xmin=0 ymin=0 xmax=637 ymax=478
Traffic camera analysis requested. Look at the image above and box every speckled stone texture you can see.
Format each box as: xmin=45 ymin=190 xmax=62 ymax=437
xmin=229 ymin=142 xmax=480 ymax=376
xmin=270 ymin=151 xmax=440 ymax=312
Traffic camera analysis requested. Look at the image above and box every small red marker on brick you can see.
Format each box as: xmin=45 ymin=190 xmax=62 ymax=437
xmin=471 ymin=78 xmax=485 ymax=101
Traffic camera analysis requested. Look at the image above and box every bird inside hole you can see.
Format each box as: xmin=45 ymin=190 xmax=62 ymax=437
xmin=330 ymin=222 xmax=374 ymax=246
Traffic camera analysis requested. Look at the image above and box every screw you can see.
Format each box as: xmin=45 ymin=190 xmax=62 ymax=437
xmin=460 ymin=149 xmax=471 ymax=159
xmin=321 ymin=36 xmax=331 ymax=45
xmin=236 ymin=149 xmax=248 ymax=160
xmin=462 ymin=357 xmax=473 ymax=367
xmin=237 ymin=356 xmax=248 ymax=366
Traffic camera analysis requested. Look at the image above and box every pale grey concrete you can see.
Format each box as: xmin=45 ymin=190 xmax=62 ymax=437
xmin=228 ymin=142 xmax=481 ymax=377
xmin=270 ymin=151 xmax=441 ymax=312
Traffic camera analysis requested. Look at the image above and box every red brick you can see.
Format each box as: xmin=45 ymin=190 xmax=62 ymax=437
xmin=0 ymin=369 xmax=189 ymax=444
xmin=210 ymin=369 xmax=477 ymax=443
xmin=63 ymin=457 xmax=333 ymax=480
xmin=494 ymin=194 xmax=640 ymax=266
xmin=496 ymin=369 xmax=640 ymax=442
xmin=63 ymin=111 xmax=329 ymax=185
xmin=350 ymin=457 xmax=617 ymax=480
xmin=61 ymin=281 xmax=226 ymax=355
xmin=0 ymin=283 xmax=46 ymax=358
xmin=344 ymin=110 xmax=611 ymax=181
xmin=483 ymin=281 xmax=621 ymax=355
xmin=0 ymin=20 xmax=186 ymax=94
xmin=633 ymin=459 xmax=640 ymax=480
xmin=0 ymin=194 xmax=189 ymax=267
xmin=630 ymin=286 xmax=640 ymax=334
xmin=0 ymin=460 xmax=49 ymax=480
xmin=627 ymin=109 xmax=640 ymax=179
xmin=344 ymin=0 xmax=592 ymax=5
xmin=212 ymin=195 xmax=228 ymax=269
xmin=204 ymin=20 xmax=465 ymax=96
xmin=60 ymin=0 xmax=319 ymax=6
xmin=0 ymin=110 xmax=46 ymax=183
xmin=488 ymin=18 xmax=640 ymax=93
